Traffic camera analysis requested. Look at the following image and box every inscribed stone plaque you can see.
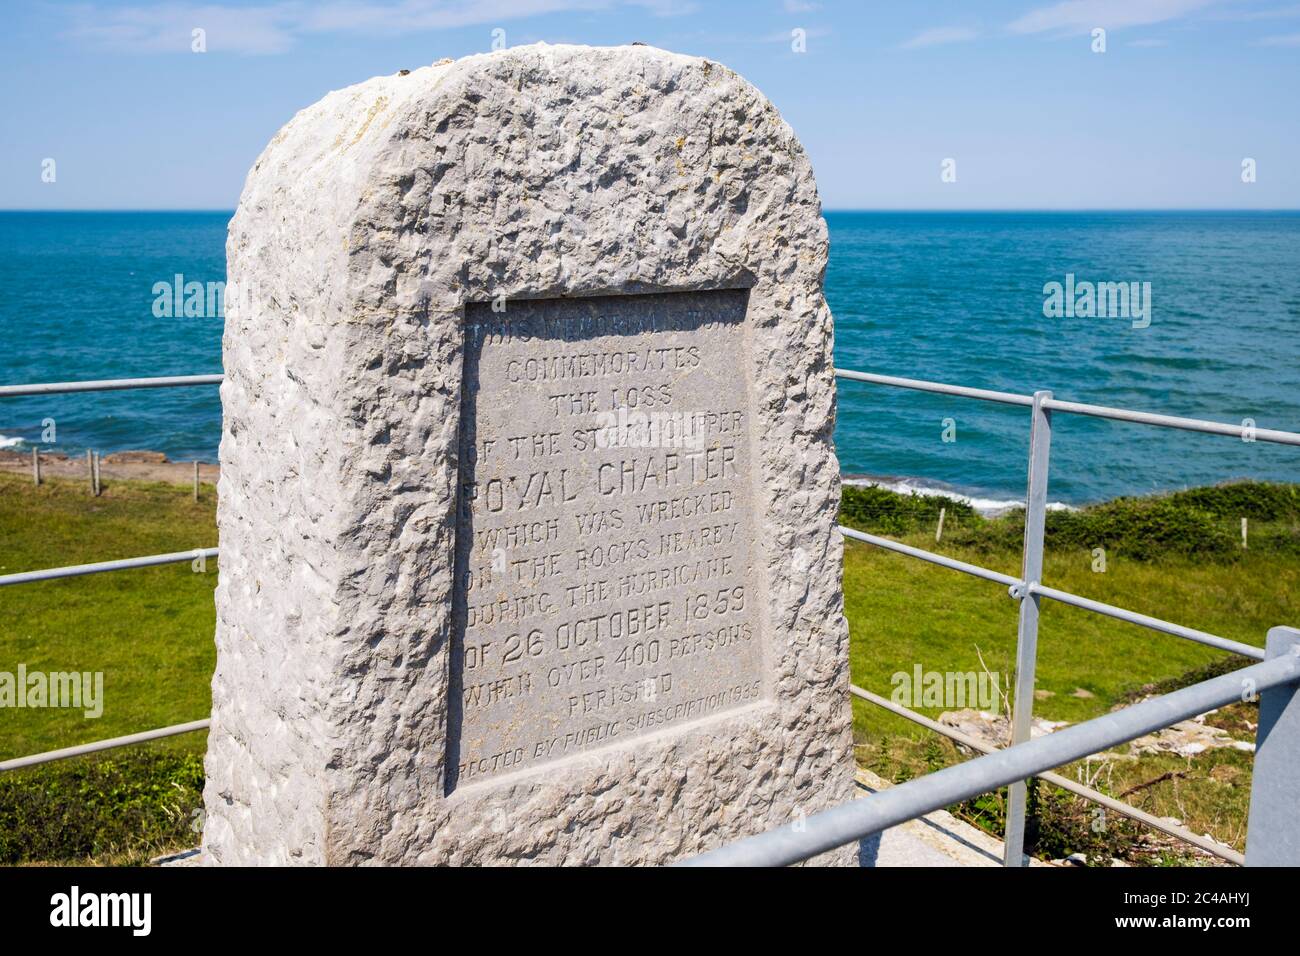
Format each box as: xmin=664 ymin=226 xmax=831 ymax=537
xmin=205 ymin=43 xmax=856 ymax=866
xmin=449 ymin=290 xmax=765 ymax=789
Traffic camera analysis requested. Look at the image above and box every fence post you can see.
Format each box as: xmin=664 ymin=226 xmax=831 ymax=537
xmin=935 ymin=506 xmax=946 ymax=543
xmin=193 ymin=460 xmax=200 ymax=502
xmin=1004 ymin=389 xmax=1052 ymax=866
xmin=32 ymin=447 xmax=40 ymax=486
xmin=86 ymin=450 xmax=95 ymax=494
xmin=1244 ymin=626 xmax=1300 ymax=865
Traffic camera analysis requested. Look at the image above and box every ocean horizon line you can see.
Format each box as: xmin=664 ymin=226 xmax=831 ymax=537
xmin=4 ymin=207 xmax=1300 ymax=215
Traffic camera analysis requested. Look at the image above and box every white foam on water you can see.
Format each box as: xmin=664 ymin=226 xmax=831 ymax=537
xmin=0 ymin=434 xmax=24 ymax=450
xmin=843 ymin=474 xmax=1075 ymax=517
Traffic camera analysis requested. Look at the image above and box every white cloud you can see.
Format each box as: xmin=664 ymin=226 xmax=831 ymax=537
xmin=64 ymin=0 xmax=622 ymax=55
xmin=1257 ymin=30 xmax=1300 ymax=42
xmin=305 ymin=0 xmax=609 ymax=32
xmin=66 ymin=2 xmax=301 ymax=54
xmin=759 ymin=25 xmax=828 ymax=43
xmin=625 ymin=0 xmax=698 ymax=16
xmin=783 ymin=0 xmax=821 ymax=12
xmin=1008 ymin=0 xmax=1218 ymax=36
xmin=1212 ymin=3 xmax=1300 ymax=22
xmin=899 ymin=25 xmax=979 ymax=49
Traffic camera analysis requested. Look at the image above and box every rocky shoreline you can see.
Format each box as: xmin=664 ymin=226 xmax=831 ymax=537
xmin=0 ymin=449 xmax=219 ymax=486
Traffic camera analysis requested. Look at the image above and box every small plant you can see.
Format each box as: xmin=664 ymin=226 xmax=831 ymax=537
xmin=840 ymin=480 xmax=1300 ymax=562
xmin=0 ymin=748 xmax=205 ymax=865
xmin=840 ymin=485 xmax=977 ymax=536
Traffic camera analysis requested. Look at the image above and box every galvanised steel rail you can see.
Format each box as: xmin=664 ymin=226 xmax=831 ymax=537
xmin=834 ymin=368 xmax=1297 ymax=865
xmin=0 ymin=720 xmax=211 ymax=773
xmin=685 ymin=639 xmax=1300 ymax=866
xmin=1026 ymin=581 xmax=1263 ymax=660
xmin=0 ymin=374 xmax=222 ymax=590
xmin=0 ymin=548 xmax=219 ymax=588
xmin=835 ymin=370 xmax=1034 ymax=408
xmin=0 ymin=373 xmax=224 ymax=398
xmin=1044 ymin=396 xmax=1300 ymax=446
xmin=836 ymin=369 xmax=1300 ymax=446
xmin=0 ymin=373 xmax=221 ymax=774
xmin=842 ymin=525 xmax=1262 ymax=660
xmin=839 ymin=526 xmax=1021 ymax=587
xmin=849 ymin=684 xmax=1245 ymax=865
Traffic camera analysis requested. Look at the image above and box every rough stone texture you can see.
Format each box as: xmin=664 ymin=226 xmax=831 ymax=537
xmin=203 ymin=42 xmax=853 ymax=865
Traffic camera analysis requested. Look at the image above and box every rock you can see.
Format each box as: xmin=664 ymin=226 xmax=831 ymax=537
xmin=101 ymin=450 xmax=168 ymax=463
xmin=201 ymin=43 xmax=853 ymax=866
xmin=939 ymin=708 xmax=1068 ymax=747
xmin=1127 ymin=709 xmax=1255 ymax=758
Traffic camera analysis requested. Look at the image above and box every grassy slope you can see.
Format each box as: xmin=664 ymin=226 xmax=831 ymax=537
xmin=845 ymin=538 xmax=1296 ymax=728
xmin=2 ymin=471 xmax=1296 ymax=863
xmin=0 ymin=472 xmax=216 ymax=759
xmin=843 ymin=515 xmax=1298 ymax=861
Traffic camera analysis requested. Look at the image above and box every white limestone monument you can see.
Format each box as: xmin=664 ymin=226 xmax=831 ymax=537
xmin=202 ymin=43 xmax=853 ymax=865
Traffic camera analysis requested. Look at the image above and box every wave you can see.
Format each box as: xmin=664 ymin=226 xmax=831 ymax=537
xmin=843 ymin=473 xmax=1075 ymax=517
xmin=0 ymin=434 xmax=24 ymax=450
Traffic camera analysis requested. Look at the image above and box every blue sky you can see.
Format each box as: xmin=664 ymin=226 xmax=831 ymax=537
xmin=2 ymin=0 xmax=1298 ymax=209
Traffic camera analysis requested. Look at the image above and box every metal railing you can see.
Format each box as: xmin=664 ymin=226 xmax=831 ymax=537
xmin=0 ymin=374 xmax=224 ymax=399
xmin=0 ymin=548 xmax=219 ymax=588
xmin=0 ymin=720 xmax=212 ymax=773
xmin=832 ymin=369 xmax=1300 ymax=866
xmin=0 ymin=374 xmax=222 ymax=769
xmin=848 ymin=684 xmax=1247 ymax=865
xmin=685 ymin=628 xmax=1300 ymax=866
xmin=4 ymin=368 xmax=1299 ymax=869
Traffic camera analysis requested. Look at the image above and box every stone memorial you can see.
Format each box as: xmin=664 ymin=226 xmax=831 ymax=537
xmin=203 ymin=42 xmax=853 ymax=865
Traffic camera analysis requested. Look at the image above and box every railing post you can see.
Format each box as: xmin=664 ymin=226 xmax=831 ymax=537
xmin=1244 ymin=626 xmax=1300 ymax=865
xmin=1004 ymin=389 xmax=1052 ymax=866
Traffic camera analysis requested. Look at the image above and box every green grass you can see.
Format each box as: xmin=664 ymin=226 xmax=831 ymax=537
xmin=0 ymin=472 xmax=216 ymax=864
xmin=2 ymin=473 xmax=1296 ymax=863
xmin=0 ymin=472 xmax=216 ymax=760
xmin=842 ymin=538 xmax=1285 ymax=860
xmin=840 ymin=481 xmax=1300 ymax=861
xmin=844 ymin=538 xmax=1295 ymax=727
xmin=0 ymin=749 xmax=205 ymax=866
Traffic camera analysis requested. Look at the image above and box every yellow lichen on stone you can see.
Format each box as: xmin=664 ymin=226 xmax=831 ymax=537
xmin=345 ymin=96 xmax=391 ymax=150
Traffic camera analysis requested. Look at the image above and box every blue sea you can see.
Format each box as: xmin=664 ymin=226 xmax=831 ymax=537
xmin=2 ymin=210 xmax=1298 ymax=507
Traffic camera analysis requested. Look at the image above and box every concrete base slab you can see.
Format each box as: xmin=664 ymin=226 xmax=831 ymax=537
xmin=855 ymin=769 xmax=1052 ymax=868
